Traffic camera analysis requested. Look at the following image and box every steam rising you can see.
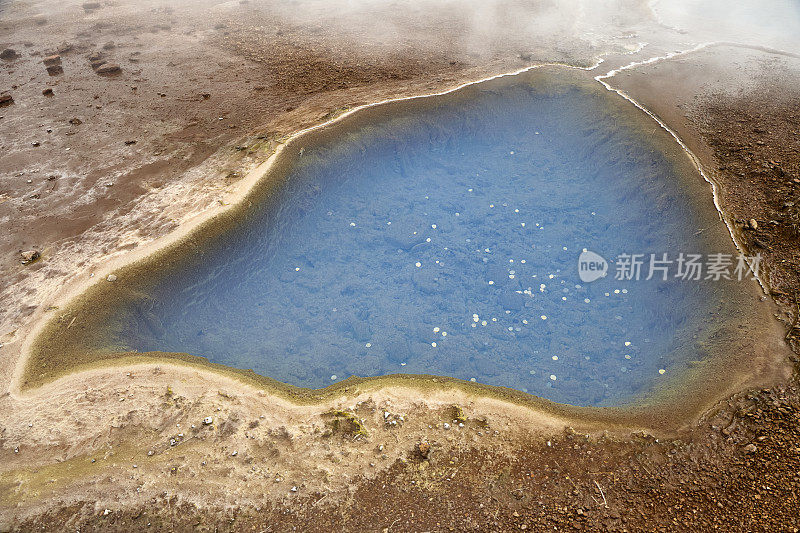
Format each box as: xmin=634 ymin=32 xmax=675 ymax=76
xmin=233 ymin=0 xmax=800 ymax=59
xmin=651 ymin=0 xmax=800 ymax=51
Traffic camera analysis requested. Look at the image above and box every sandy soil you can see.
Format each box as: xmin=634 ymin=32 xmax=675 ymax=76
xmin=2 ymin=0 xmax=800 ymax=531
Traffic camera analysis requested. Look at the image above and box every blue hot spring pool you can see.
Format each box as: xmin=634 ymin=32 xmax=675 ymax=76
xmin=101 ymin=75 xmax=756 ymax=406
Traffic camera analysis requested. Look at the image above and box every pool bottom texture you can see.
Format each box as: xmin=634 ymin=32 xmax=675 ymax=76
xmin=103 ymin=76 xmax=751 ymax=407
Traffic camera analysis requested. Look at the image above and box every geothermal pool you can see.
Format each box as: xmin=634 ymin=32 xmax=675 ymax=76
xmin=96 ymin=76 xmax=754 ymax=406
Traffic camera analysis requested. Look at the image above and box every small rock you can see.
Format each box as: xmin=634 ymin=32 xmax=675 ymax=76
xmin=69 ymin=117 xmax=82 ymax=125
xmin=0 ymin=48 xmax=19 ymax=61
xmin=748 ymin=218 xmax=758 ymax=230
xmin=46 ymin=65 xmax=63 ymax=76
xmin=102 ymin=509 xmax=111 ymax=516
xmin=203 ymin=416 xmax=213 ymax=425
xmin=83 ymin=2 xmax=102 ymax=10
xmin=96 ymin=63 xmax=121 ymax=75
xmin=20 ymin=250 xmax=40 ymax=264
xmin=88 ymin=51 xmax=103 ymax=62
xmin=0 ymin=94 xmax=13 ymax=107
xmin=231 ymin=450 xmax=238 ymax=456
xmin=743 ymin=443 xmax=758 ymax=453
xmin=42 ymin=88 xmax=54 ymax=96
xmin=106 ymin=274 xmax=117 ymax=282
xmin=42 ymin=54 xmax=61 ymax=67
xmin=443 ymin=423 xmax=450 ymax=430
xmin=417 ymin=440 xmax=430 ymax=458
xmin=102 ymin=41 xmax=116 ymax=50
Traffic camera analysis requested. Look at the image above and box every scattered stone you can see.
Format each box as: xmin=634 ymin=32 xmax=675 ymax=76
xmin=124 ymin=140 xmax=136 ymax=145
xmin=42 ymin=88 xmax=54 ymax=96
xmin=0 ymin=94 xmax=13 ymax=107
xmin=42 ymin=54 xmax=61 ymax=67
xmin=90 ymin=59 xmax=106 ymax=70
xmin=69 ymin=117 xmax=82 ymax=125
xmin=96 ymin=63 xmax=121 ymax=75
xmin=743 ymin=443 xmax=758 ymax=453
xmin=106 ymin=274 xmax=117 ymax=282
xmin=102 ymin=41 xmax=116 ymax=50
xmin=0 ymin=49 xmax=19 ymax=61
xmin=42 ymin=55 xmax=62 ymax=75
xmin=20 ymin=250 xmax=40 ymax=264
xmin=87 ymin=51 xmax=103 ymax=62
xmin=203 ymin=416 xmax=213 ymax=425
xmin=417 ymin=440 xmax=430 ymax=459
xmin=748 ymin=218 xmax=758 ymax=230
xmin=231 ymin=450 xmax=238 ymax=456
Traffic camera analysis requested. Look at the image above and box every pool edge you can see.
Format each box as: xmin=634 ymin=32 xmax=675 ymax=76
xmin=13 ymin=62 xmax=793 ymax=435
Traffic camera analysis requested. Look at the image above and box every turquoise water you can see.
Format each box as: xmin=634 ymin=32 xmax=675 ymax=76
xmin=117 ymin=82 xmax=729 ymax=406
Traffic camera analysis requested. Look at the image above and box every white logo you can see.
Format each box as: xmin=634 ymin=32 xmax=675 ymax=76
xmin=578 ymin=250 xmax=608 ymax=283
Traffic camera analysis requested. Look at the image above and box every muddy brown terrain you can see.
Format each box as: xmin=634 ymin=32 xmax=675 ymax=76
xmin=2 ymin=0 xmax=800 ymax=531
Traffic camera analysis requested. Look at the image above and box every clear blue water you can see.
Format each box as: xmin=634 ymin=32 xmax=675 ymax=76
xmin=116 ymin=82 xmax=725 ymax=406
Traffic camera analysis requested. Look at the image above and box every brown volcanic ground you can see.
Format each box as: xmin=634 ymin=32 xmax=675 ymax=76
xmin=2 ymin=0 xmax=800 ymax=531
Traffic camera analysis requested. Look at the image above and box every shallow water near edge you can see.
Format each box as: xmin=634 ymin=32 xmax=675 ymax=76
xmin=84 ymin=74 xmax=767 ymax=407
